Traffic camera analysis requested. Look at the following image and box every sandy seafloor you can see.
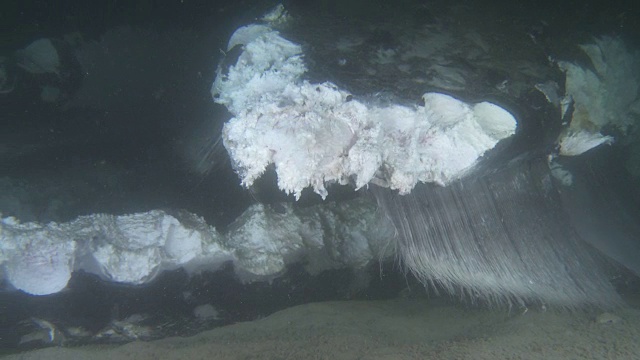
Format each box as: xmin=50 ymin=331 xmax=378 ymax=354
xmin=3 ymin=295 xmax=640 ymax=360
